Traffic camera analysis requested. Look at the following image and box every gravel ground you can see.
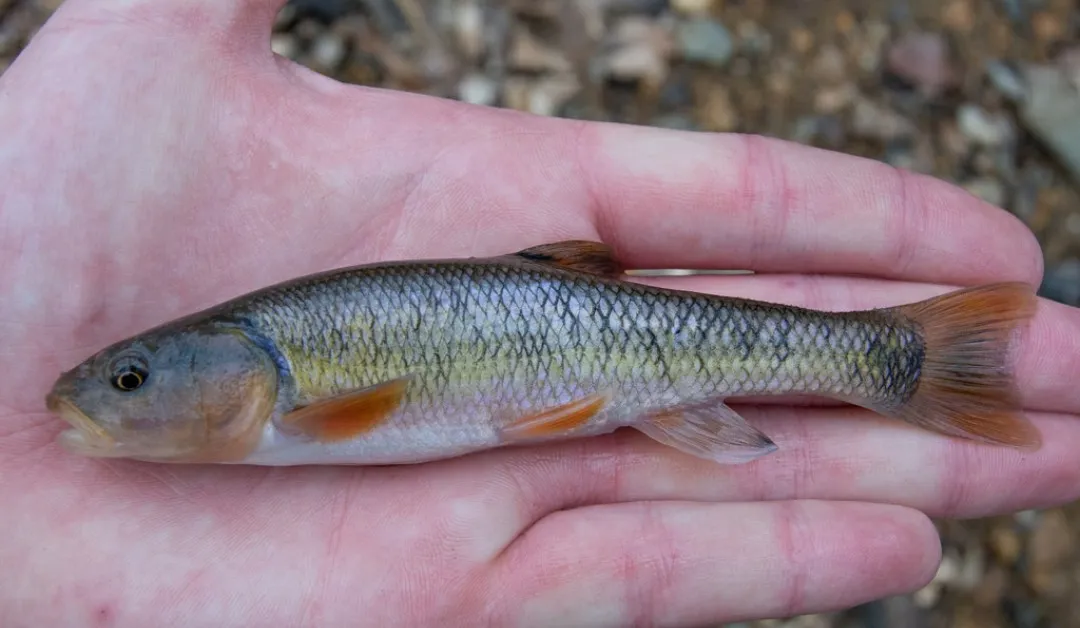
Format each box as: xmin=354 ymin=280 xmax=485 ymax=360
xmin=3 ymin=1 xmax=1079 ymax=626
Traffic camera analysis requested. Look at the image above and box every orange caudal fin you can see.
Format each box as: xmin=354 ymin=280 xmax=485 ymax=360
xmin=883 ymin=282 xmax=1041 ymax=448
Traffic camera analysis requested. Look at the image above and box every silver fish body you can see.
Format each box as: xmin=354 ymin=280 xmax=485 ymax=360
xmin=45 ymin=241 xmax=1041 ymax=466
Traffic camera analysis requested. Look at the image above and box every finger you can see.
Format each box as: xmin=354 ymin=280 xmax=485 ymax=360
xmin=616 ymin=407 xmax=1080 ymax=519
xmin=575 ymin=123 xmax=1044 ymax=286
xmin=453 ymin=406 xmax=1079 ymax=560
xmin=482 ymin=500 xmax=940 ymax=627
xmin=626 ymin=272 xmax=1080 ymax=415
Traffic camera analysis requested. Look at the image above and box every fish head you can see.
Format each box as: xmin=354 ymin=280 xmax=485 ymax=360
xmin=46 ymin=324 xmax=279 ymax=462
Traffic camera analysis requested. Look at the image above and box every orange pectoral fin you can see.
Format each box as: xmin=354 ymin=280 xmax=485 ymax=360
xmin=281 ymin=377 xmax=410 ymax=443
xmin=497 ymin=394 xmax=607 ymax=441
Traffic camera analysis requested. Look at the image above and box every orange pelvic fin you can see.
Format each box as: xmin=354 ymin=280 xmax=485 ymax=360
xmin=498 ymin=394 xmax=607 ymax=441
xmin=281 ymin=377 xmax=410 ymax=443
xmin=881 ymin=282 xmax=1041 ymax=448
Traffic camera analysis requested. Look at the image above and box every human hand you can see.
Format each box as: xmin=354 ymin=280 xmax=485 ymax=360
xmin=1 ymin=1 xmax=1077 ymax=625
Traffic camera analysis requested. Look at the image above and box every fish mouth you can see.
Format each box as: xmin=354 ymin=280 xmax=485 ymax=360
xmin=45 ymin=392 xmax=115 ymax=454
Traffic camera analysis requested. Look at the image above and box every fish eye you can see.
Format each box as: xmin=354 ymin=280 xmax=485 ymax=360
xmin=107 ymin=355 xmax=150 ymax=392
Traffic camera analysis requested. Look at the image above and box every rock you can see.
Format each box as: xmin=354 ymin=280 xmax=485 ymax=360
xmin=814 ymin=84 xmax=855 ymax=114
xmin=887 ymin=31 xmax=957 ymax=96
xmin=676 ymin=17 xmax=734 ymax=67
xmin=1056 ymin=46 xmax=1080 ymax=90
xmin=592 ymin=16 xmax=672 ymax=86
xmin=817 ymin=115 xmax=846 ymax=148
xmin=736 ymin=20 xmax=771 ymax=55
xmin=271 ymin=33 xmax=300 ymax=60
xmin=671 ymin=0 xmax=714 ymax=15
xmin=854 ymin=20 xmax=890 ymax=73
xmin=509 ymin=25 xmax=571 ymax=73
xmin=914 ymin=580 xmax=943 ymax=608
xmin=605 ymin=0 xmax=670 ymax=17
xmin=454 ymin=0 xmax=484 ymax=61
xmin=458 ymin=73 xmax=498 ymax=106
xmin=1018 ymin=64 xmax=1080 ymax=184
xmin=1040 ymin=259 xmax=1080 ymax=306
xmin=503 ymin=77 xmax=531 ymax=112
xmin=854 ymin=596 xmax=931 ymax=628
xmin=287 ymin=0 xmax=353 ymax=22
xmin=997 ymin=0 xmax=1028 ymax=24
xmin=957 ymin=104 xmax=1014 ymax=147
xmin=989 ymin=523 xmax=1022 ymax=565
xmin=1032 ymin=11 xmax=1064 ymax=46
xmin=973 ymin=566 xmax=1009 ymax=608
xmin=851 ymin=97 xmax=915 ymax=140
xmin=963 ymin=177 xmax=1007 ymax=207
xmin=985 ymin=60 xmax=1029 ymax=101
xmin=309 ymin=31 xmax=347 ymax=72
xmin=943 ymin=0 xmax=975 ymax=33
xmin=651 ymin=113 xmax=698 ymax=130
xmin=698 ymin=84 xmax=737 ymax=131
xmin=812 ymin=44 xmax=847 ymax=85
xmin=835 ymin=10 xmax=855 ymax=35
xmin=1026 ymin=508 xmax=1075 ymax=597
xmin=528 ymin=73 xmax=581 ymax=117
xmin=790 ymin=28 xmax=814 ymax=55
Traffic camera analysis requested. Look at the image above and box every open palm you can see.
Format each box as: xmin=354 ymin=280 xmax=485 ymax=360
xmin=2 ymin=1 xmax=1078 ymax=626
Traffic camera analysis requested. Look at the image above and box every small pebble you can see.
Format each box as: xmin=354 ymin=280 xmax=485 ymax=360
xmin=736 ymin=20 xmax=771 ymax=55
xmin=528 ymin=74 xmax=580 ymax=117
xmin=1019 ymin=64 xmax=1080 ymax=183
xmin=790 ymin=28 xmax=814 ymax=55
xmin=676 ymin=17 xmax=734 ymax=67
xmin=814 ymin=84 xmax=855 ymax=114
xmin=887 ymin=31 xmax=956 ymax=96
xmin=651 ymin=113 xmax=698 ymax=130
xmin=851 ymin=97 xmax=915 ymax=140
xmin=454 ymin=0 xmax=484 ymax=60
xmin=812 ymin=44 xmax=847 ymax=85
xmin=457 ymin=73 xmax=498 ymax=106
xmin=309 ymin=31 xmax=346 ymax=72
xmin=985 ymin=60 xmax=1028 ymax=101
xmin=671 ymin=0 xmax=714 ymax=15
xmin=957 ymin=103 xmax=1014 ymax=146
xmin=270 ymin=34 xmax=299 ymax=60
xmin=943 ymin=0 xmax=975 ymax=33
xmin=990 ymin=524 xmax=1022 ymax=565
xmin=1040 ymin=259 xmax=1080 ymax=306
xmin=1032 ymin=11 xmax=1064 ymax=45
xmin=698 ymin=84 xmax=738 ymax=131
xmin=963 ymin=177 xmax=1007 ymax=207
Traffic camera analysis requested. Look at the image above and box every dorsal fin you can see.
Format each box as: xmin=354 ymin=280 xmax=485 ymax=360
xmin=512 ymin=240 xmax=624 ymax=277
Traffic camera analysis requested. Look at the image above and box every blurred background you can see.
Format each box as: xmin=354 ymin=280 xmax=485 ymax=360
xmin=2 ymin=0 xmax=1078 ymax=626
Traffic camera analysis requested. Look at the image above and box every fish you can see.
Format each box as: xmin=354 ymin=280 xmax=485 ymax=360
xmin=44 ymin=240 xmax=1042 ymax=466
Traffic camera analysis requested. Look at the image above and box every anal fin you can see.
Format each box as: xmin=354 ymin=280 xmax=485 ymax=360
xmin=634 ymin=400 xmax=778 ymax=464
xmin=280 ymin=377 xmax=410 ymax=443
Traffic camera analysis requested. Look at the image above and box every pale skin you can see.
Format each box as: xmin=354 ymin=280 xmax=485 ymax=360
xmin=1 ymin=0 xmax=1079 ymax=625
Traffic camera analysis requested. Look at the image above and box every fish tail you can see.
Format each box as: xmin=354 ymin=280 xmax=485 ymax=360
xmin=881 ymin=282 xmax=1041 ymax=448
